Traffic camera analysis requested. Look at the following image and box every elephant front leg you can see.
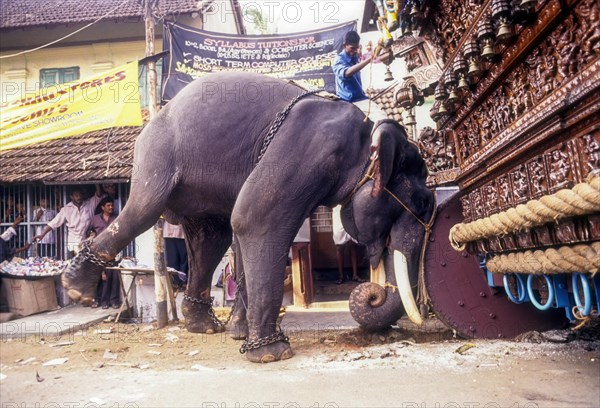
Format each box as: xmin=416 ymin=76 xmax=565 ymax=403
xmin=231 ymin=154 xmax=327 ymax=362
xmin=236 ymin=238 xmax=294 ymax=363
xmin=181 ymin=216 xmax=232 ymax=334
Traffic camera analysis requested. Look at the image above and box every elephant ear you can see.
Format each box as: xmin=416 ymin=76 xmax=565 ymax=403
xmin=371 ymin=121 xmax=404 ymax=198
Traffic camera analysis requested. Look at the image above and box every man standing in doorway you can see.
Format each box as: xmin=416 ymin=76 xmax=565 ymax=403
xmin=32 ymin=198 xmax=57 ymax=258
xmin=34 ymin=185 xmax=103 ymax=258
xmin=89 ymin=197 xmax=119 ymax=309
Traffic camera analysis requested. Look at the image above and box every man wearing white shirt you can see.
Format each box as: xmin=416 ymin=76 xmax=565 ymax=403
xmin=34 ymin=186 xmax=103 ymax=258
xmin=32 ymin=198 xmax=58 ymax=258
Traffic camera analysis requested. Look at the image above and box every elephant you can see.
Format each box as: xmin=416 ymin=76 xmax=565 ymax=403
xmin=62 ymin=72 xmax=435 ymax=363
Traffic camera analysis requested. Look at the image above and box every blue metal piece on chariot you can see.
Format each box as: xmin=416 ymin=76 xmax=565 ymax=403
xmin=593 ymin=273 xmax=600 ymax=313
xmin=526 ymin=274 xmax=554 ymax=311
xmin=503 ymin=273 xmax=528 ymax=304
xmin=551 ymin=275 xmax=575 ymax=320
xmin=572 ymin=273 xmax=592 ymax=317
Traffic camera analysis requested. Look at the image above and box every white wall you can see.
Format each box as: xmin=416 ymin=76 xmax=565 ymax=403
xmin=135 ymin=228 xmax=156 ymax=269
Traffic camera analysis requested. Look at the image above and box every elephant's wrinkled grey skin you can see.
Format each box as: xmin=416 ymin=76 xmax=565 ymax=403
xmin=346 ymin=122 xmax=433 ymax=330
xmin=62 ymin=72 xmax=434 ymax=363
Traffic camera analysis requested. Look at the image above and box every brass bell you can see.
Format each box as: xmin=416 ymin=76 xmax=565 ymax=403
xmin=447 ymin=88 xmax=460 ymax=103
xmin=481 ymin=42 xmax=495 ymax=59
xmin=410 ymin=3 xmax=420 ymax=16
xmin=383 ymin=66 xmax=394 ymax=82
xmin=457 ymin=76 xmax=470 ymax=90
xmin=467 ymin=59 xmax=481 ymax=77
xmin=496 ymin=20 xmax=513 ymax=42
xmin=410 ymin=4 xmax=423 ymax=25
xmin=438 ymin=102 xmax=448 ymax=116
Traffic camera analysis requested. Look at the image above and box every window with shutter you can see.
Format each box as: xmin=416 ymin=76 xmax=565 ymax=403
xmin=39 ymin=67 xmax=80 ymax=88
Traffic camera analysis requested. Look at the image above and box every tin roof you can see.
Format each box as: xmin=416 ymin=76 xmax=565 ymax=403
xmin=0 ymin=111 xmax=149 ymax=184
xmin=0 ymin=0 xmax=205 ymax=29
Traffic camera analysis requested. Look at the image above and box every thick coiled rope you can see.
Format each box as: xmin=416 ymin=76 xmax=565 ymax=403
xmin=485 ymin=242 xmax=600 ymax=275
xmin=449 ymin=175 xmax=600 ymax=251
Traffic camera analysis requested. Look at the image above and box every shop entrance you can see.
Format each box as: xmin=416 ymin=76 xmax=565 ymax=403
xmin=290 ymin=207 xmax=370 ymax=308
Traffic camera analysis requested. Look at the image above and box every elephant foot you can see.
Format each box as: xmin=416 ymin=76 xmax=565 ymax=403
xmin=182 ymin=297 xmax=226 ymax=334
xmin=227 ymin=315 xmax=248 ymax=340
xmin=244 ymin=341 xmax=294 ymax=363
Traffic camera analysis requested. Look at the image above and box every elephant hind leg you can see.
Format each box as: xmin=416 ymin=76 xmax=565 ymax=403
xmin=181 ymin=216 xmax=232 ymax=334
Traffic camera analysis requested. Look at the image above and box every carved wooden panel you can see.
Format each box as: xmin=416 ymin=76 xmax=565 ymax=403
xmin=527 ymin=156 xmax=548 ymax=198
xmin=422 ymin=0 xmax=600 ymax=255
xmin=483 ymin=181 xmax=498 ymax=217
xmin=424 ymin=0 xmax=486 ymax=65
xmin=417 ymin=127 xmax=458 ymax=173
xmin=459 ymin=131 xmax=599 ymax=222
xmin=579 ymin=133 xmax=600 ymax=175
xmin=496 ymin=175 xmax=512 ymax=211
xmin=452 ymin=0 xmax=600 ymax=165
xmin=546 ymin=144 xmax=575 ymax=191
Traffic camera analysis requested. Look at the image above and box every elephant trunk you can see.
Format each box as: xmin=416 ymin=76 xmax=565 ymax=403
xmin=349 ymin=250 xmax=423 ymax=330
xmin=349 ymin=281 xmax=403 ymax=330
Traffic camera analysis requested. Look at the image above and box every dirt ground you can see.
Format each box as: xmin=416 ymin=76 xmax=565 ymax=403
xmin=1 ymin=314 xmax=599 ymax=407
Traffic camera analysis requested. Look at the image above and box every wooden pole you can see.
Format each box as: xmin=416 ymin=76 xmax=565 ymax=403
xmin=144 ymin=0 xmax=170 ymax=328
xmin=153 ymin=219 xmax=169 ymax=327
xmin=145 ymin=0 xmax=158 ymax=119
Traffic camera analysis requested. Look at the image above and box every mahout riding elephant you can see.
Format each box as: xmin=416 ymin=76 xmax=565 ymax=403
xmin=62 ymin=72 xmax=434 ymax=363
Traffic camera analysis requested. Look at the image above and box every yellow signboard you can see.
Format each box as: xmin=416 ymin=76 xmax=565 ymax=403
xmin=0 ymin=61 xmax=143 ymax=152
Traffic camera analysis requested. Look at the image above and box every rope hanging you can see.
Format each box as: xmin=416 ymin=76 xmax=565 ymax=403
xmin=449 ymin=175 xmax=600 ymax=251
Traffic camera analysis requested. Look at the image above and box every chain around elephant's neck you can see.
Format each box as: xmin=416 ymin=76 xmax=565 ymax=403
xmin=256 ymin=89 xmax=322 ymax=164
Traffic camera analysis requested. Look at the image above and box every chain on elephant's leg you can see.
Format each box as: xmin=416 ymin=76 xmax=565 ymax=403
xmin=181 ymin=290 xmax=226 ymax=334
xmin=242 ymin=320 xmax=294 ymax=363
xmin=241 ymin=290 xmax=293 ymax=362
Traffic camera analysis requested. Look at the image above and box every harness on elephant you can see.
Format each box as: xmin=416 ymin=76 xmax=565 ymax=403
xmin=256 ymin=88 xmax=324 ymax=163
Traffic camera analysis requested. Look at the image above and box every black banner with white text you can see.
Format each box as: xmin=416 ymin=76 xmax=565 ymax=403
xmin=161 ymin=21 xmax=356 ymax=102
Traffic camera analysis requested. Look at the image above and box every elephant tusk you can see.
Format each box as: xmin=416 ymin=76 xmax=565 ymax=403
xmin=370 ymin=259 xmax=386 ymax=284
xmin=393 ymin=250 xmax=423 ymax=326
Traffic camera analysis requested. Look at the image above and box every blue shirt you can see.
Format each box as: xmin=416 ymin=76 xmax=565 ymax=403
xmin=333 ymin=50 xmax=367 ymax=102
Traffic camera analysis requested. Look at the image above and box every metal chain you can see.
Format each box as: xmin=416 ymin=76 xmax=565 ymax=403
xmin=183 ymin=264 xmax=246 ymax=328
xmin=182 ymin=294 xmax=225 ymax=327
xmin=79 ymin=240 xmax=115 ymax=268
xmin=257 ymin=89 xmax=322 ymax=163
xmin=239 ymin=330 xmax=290 ymax=354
